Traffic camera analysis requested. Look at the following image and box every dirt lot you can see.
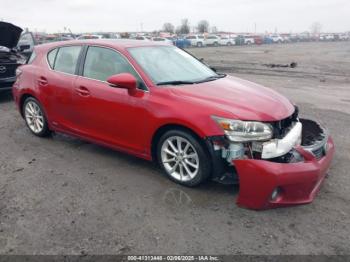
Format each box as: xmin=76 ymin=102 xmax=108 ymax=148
xmin=0 ymin=42 xmax=349 ymax=255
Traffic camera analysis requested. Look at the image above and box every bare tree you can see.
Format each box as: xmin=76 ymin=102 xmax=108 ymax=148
xmin=310 ymin=22 xmax=322 ymax=35
xmin=163 ymin=23 xmax=175 ymax=34
xmin=197 ymin=20 xmax=209 ymax=33
xmin=179 ymin=19 xmax=190 ymax=35
xmin=211 ymin=26 xmax=218 ymax=34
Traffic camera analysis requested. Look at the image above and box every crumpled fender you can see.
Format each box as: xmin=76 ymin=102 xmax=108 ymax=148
xmin=233 ymin=137 xmax=335 ymax=210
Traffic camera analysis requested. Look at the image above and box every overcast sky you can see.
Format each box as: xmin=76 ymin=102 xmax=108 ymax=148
xmin=1 ymin=0 xmax=349 ymax=33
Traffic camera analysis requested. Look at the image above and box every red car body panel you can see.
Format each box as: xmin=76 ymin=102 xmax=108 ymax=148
xmin=235 ymin=137 xmax=334 ymax=209
xmin=12 ymin=40 xmax=335 ymax=210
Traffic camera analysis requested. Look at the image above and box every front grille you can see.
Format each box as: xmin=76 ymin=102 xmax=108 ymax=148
xmin=271 ymin=106 xmax=299 ymax=138
xmin=0 ymin=63 xmax=18 ymax=79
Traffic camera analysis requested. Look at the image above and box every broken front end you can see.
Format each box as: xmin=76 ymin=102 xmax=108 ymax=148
xmin=206 ymin=108 xmax=335 ymax=210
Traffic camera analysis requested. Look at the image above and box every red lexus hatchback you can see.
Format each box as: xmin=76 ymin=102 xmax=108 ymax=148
xmin=12 ymin=40 xmax=334 ymax=209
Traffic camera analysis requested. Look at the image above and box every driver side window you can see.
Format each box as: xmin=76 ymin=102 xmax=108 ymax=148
xmin=83 ymin=46 xmax=146 ymax=90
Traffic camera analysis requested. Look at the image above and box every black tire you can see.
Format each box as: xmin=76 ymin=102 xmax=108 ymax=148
xmin=157 ymin=129 xmax=211 ymax=187
xmin=197 ymin=42 xmax=203 ymax=47
xmin=23 ymin=97 xmax=51 ymax=137
xmin=227 ymin=42 xmax=232 ymax=46
xmin=214 ymin=42 xmax=219 ymax=47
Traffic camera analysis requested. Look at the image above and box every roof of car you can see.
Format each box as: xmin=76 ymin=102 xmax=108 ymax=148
xmin=35 ymin=39 xmax=169 ymax=52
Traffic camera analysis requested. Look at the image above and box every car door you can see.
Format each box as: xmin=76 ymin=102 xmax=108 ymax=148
xmin=43 ymin=45 xmax=83 ymax=132
xmin=72 ymin=46 xmax=149 ymax=154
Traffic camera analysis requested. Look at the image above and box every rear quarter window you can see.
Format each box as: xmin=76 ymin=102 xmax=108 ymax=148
xmin=53 ymin=46 xmax=82 ymax=74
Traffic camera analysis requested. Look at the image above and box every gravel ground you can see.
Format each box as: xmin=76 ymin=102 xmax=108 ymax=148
xmin=0 ymin=42 xmax=349 ymax=255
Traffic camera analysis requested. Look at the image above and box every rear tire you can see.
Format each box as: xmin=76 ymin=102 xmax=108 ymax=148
xmin=197 ymin=42 xmax=203 ymax=47
xmin=23 ymin=97 xmax=51 ymax=137
xmin=157 ymin=129 xmax=211 ymax=187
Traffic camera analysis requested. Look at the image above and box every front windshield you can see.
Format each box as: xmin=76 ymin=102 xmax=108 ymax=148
xmin=128 ymin=46 xmax=218 ymax=85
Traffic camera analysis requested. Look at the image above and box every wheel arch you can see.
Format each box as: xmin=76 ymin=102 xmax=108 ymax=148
xmin=19 ymin=93 xmax=37 ymax=117
xmin=19 ymin=93 xmax=49 ymax=122
xmin=150 ymin=123 xmax=209 ymax=162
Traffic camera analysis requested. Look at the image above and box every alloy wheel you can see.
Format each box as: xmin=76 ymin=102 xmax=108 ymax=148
xmin=160 ymin=136 xmax=200 ymax=182
xmin=24 ymin=101 xmax=45 ymax=134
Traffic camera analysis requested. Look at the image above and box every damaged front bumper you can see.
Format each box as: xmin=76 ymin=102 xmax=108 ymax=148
xmin=207 ymin=118 xmax=335 ymax=210
xmin=234 ymin=136 xmax=334 ymax=209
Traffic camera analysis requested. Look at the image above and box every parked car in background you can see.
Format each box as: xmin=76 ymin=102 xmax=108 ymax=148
xmin=270 ymin=34 xmax=284 ymax=43
xmin=234 ymin=35 xmax=245 ymax=45
xmin=280 ymin=34 xmax=291 ymax=43
xmin=252 ymin=35 xmax=263 ymax=45
xmin=13 ymin=39 xmax=334 ymax=210
xmin=152 ymin=37 xmax=173 ymax=45
xmin=219 ymin=36 xmax=235 ymax=46
xmin=243 ymin=35 xmax=255 ymax=45
xmin=204 ymin=35 xmax=220 ymax=46
xmin=40 ymin=34 xmax=75 ymax=43
xmin=17 ymin=31 xmax=36 ymax=58
xmin=0 ymin=22 xmax=30 ymax=91
xmin=98 ymin=33 xmax=121 ymax=39
xmin=338 ymin=34 xmax=349 ymax=41
xmin=173 ymin=37 xmax=191 ymax=49
xmin=77 ymin=34 xmax=104 ymax=40
xmin=320 ymin=34 xmax=335 ymax=41
xmin=298 ymin=32 xmax=312 ymax=42
xmin=185 ymin=35 xmax=205 ymax=47
xmin=133 ymin=36 xmax=151 ymax=41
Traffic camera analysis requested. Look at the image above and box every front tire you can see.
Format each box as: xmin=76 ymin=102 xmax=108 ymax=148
xmin=23 ymin=97 xmax=51 ymax=137
xmin=157 ymin=130 xmax=211 ymax=187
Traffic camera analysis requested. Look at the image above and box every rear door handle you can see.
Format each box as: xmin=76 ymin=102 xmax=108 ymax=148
xmin=38 ymin=76 xmax=48 ymax=86
xmin=76 ymin=86 xmax=90 ymax=97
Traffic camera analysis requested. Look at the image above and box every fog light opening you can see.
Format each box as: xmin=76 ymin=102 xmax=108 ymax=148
xmin=271 ymin=187 xmax=281 ymax=201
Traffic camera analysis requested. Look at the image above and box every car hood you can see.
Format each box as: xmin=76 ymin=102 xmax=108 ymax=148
xmin=169 ymin=75 xmax=295 ymax=121
xmin=0 ymin=22 xmax=23 ymax=49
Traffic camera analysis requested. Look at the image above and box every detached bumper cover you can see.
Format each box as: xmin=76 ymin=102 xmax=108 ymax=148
xmin=233 ymin=136 xmax=335 ymax=210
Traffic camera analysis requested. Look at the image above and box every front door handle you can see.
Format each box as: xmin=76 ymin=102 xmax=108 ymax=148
xmin=76 ymin=86 xmax=90 ymax=97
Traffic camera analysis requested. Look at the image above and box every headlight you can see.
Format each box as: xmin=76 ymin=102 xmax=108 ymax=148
xmin=212 ymin=116 xmax=273 ymax=142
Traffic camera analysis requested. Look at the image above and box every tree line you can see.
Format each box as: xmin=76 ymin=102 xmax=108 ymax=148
xmin=162 ymin=19 xmax=217 ymax=35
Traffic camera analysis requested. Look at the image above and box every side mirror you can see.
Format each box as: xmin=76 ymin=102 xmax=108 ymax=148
xmin=107 ymin=73 xmax=138 ymax=95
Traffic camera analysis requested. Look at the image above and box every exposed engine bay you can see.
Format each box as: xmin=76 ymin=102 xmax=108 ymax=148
xmin=0 ymin=22 xmax=27 ymax=89
xmin=207 ymin=109 xmax=329 ymax=184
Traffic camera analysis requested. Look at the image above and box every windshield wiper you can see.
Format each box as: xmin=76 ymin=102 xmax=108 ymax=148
xmin=156 ymin=74 xmax=227 ymax=86
xmin=195 ymin=74 xmax=227 ymax=84
xmin=157 ymin=80 xmax=195 ymax=86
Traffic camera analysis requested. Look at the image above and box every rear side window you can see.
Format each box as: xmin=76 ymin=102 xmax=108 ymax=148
xmin=47 ymin=48 xmax=58 ymax=68
xmin=83 ymin=46 xmax=146 ymax=90
xmin=54 ymin=46 xmax=82 ymax=74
